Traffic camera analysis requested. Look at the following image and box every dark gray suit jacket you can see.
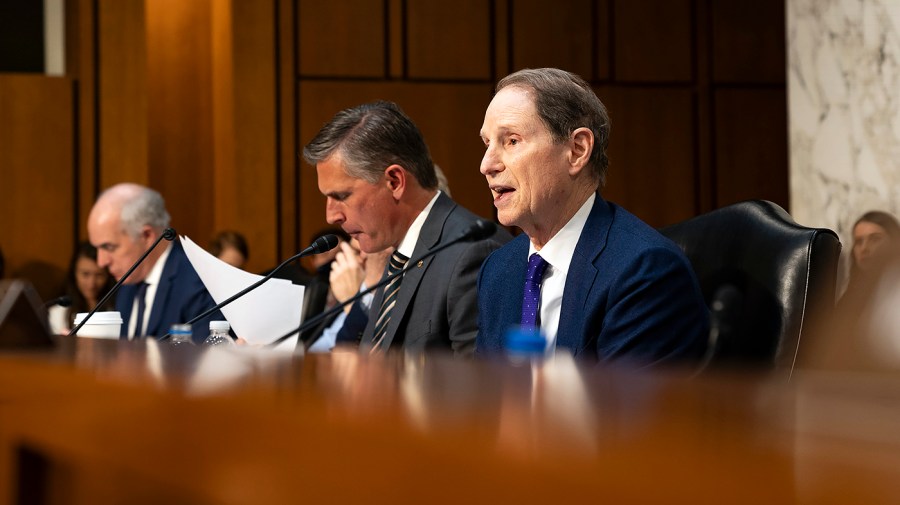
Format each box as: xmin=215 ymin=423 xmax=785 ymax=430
xmin=360 ymin=192 xmax=509 ymax=356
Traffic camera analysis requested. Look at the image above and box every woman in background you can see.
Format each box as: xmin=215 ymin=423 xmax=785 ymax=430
xmin=847 ymin=211 xmax=900 ymax=287
xmin=48 ymin=242 xmax=115 ymax=334
xmin=209 ymin=230 xmax=249 ymax=269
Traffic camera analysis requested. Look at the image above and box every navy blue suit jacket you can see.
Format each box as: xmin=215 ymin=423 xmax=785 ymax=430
xmin=116 ymin=240 xmax=222 ymax=344
xmin=476 ymin=195 xmax=708 ymax=365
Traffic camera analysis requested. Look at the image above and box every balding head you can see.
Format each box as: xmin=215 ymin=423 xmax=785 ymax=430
xmin=87 ymin=183 xmax=171 ymax=283
xmin=91 ymin=183 xmax=171 ymax=239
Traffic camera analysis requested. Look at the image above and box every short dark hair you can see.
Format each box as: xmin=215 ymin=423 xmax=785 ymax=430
xmin=302 ymin=101 xmax=438 ymax=189
xmin=209 ymin=230 xmax=249 ymax=261
xmin=496 ymin=68 xmax=611 ymax=185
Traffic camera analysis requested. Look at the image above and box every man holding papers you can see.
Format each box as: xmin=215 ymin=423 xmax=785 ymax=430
xmin=88 ymin=183 xmax=222 ymax=343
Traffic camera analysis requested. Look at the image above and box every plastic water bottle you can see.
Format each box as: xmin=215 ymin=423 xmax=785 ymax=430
xmin=203 ymin=320 xmax=234 ymax=347
xmin=503 ymin=326 xmax=547 ymax=365
xmin=168 ymin=323 xmax=194 ymax=347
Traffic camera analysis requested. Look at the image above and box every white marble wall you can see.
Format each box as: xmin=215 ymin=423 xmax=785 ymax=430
xmin=788 ymin=0 xmax=900 ymax=276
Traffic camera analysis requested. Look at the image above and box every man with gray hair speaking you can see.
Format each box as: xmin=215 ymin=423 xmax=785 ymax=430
xmin=87 ymin=183 xmax=221 ymax=343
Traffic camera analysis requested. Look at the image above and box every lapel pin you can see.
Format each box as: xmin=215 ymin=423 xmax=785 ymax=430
xmin=417 ymin=260 xmax=424 ymax=268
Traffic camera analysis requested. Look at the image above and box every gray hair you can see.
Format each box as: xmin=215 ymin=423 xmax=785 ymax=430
xmin=100 ymin=184 xmax=171 ymax=239
xmin=302 ymin=101 xmax=438 ymax=189
xmin=496 ymin=68 xmax=611 ymax=186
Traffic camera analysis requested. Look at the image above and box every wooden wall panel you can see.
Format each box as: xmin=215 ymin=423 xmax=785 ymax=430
xmin=145 ymin=0 xmax=215 ymax=247
xmin=68 ymin=0 xmax=99 ymax=239
xmin=0 ymin=76 xmax=74 ymax=297
xmin=298 ymin=81 xmax=494 ymax=245
xmin=277 ymin=0 xmax=300 ymax=260
xmin=599 ymin=87 xmax=697 ymax=227
xmin=297 ymin=0 xmax=385 ymax=78
xmin=511 ymin=0 xmax=594 ymax=79
xmin=612 ymin=0 xmax=693 ymax=82
xmin=714 ymin=89 xmax=789 ymax=208
xmin=98 ymin=0 xmax=148 ymax=188
xmin=407 ymin=0 xmax=491 ymax=80
xmin=210 ymin=0 xmax=278 ymax=273
xmin=712 ymin=0 xmax=786 ymax=84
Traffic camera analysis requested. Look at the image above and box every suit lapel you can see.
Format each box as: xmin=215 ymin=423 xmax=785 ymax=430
xmin=146 ymin=243 xmax=178 ymax=338
xmin=500 ymin=236 xmax=529 ymax=329
xmin=556 ymin=195 xmax=611 ymax=353
xmin=117 ymin=283 xmax=136 ymax=338
xmin=380 ymin=193 xmax=454 ymax=349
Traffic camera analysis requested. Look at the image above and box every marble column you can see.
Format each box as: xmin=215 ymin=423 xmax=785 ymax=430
xmin=788 ymin=0 xmax=900 ymax=286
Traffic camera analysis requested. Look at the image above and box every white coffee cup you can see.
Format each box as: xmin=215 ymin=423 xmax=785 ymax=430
xmin=73 ymin=311 xmax=123 ymax=339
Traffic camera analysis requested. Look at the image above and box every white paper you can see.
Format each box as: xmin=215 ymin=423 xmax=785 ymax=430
xmin=180 ymin=236 xmax=304 ymax=350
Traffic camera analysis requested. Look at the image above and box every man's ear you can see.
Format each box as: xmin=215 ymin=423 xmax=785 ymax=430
xmin=568 ymin=127 xmax=594 ymax=176
xmin=384 ymin=164 xmax=407 ymax=199
xmin=141 ymin=225 xmax=155 ymax=244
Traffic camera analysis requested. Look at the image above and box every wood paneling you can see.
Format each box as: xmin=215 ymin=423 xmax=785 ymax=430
xmin=407 ymin=0 xmax=491 ymax=80
xmin=145 ymin=0 xmax=215 ymax=247
xmin=712 ymin=0 xmax=786 ymax=84
xmin=210 ymin=0 xmax=278 ymax=273
xmin=599 ymin=87 xmax=697 ymax=227
xmin=277 ymin=0 xmax=299 ymax=260
xmin=297 ymin=0 xmax=385 ymax=78
xmin=714 ymin=89 xmax=789 ymax=208
xmin=511 ymin=0 xmax=594 ymax=79
xmin=613 ymin=0 xmax=693 ymax=82
xmin=98 ymin=0 xmax=148 ymax=188
xmin=0 ymin=0 xmax=790 ymax=290
xmin=298 ymin=81 xmax=494 ymax=244
xmin=0 ymin=76 xmax=74 ymax=297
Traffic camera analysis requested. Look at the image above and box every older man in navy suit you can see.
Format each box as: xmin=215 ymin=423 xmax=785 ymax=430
xmin=476 ymin=68 xmax=708 ymax=365
xmin=88 ymin=183 xmax=221 ymax=343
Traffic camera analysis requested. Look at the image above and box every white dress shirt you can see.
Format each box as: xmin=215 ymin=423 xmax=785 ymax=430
xmin=528 ymin=193 xmax=595 ymax=351
xmin=128 ymin=242 xmax=172 ymax=338
xmin=396 ymin=191 xmax=441 ymax=259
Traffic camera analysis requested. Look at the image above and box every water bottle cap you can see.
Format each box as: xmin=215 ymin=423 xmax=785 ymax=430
xmin=209 ymin=320 xmax=230 ymax=331
xmin=504 ymin=326 xmax=546 ymax=354
xmin=169 ymin=323 xmax=192 ymax=334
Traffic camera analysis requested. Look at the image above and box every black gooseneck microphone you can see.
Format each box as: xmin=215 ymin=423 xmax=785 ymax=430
xmin=267 ymin=219 xmax=498 ymax=350
xmin=157 ymin=234 xmax=340 ymax=341
xmin=68 ymin=227 xmax=177 ymax=337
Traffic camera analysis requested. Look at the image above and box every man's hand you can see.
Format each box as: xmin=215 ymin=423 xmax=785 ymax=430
xmin=329 ymin=242 xmax=365 ymax=312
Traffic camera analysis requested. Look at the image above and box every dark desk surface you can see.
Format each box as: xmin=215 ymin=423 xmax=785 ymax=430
xmin=1 ymin=338 xmax=899 ymax=504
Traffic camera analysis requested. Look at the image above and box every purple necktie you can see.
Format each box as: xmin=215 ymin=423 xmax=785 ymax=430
xmin=520 ymin=253 xmax=549 ymax=328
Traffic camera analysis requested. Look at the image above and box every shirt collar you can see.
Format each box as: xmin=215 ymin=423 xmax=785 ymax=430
xmin=396 ymin=191 xmax=441 ymax=258
xmin=528 ymin=192 xmax=595 ymax=272
xmin=143 ymin=241 xmax=172 ymax=286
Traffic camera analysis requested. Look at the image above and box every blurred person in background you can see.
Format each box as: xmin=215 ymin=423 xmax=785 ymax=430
xmin=306 ymin=238 xmax=391 ymax=352
xmin=840 ymin=211 xmax=900 ymax=305
xmin=209 ymin=230 xmax=249 ymax=269
xmin=48 ymin=242 xmax=116 ymax=334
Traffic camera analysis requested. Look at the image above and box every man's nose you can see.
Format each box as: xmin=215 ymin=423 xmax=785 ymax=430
xmin=325 ymin=200 xmax=344 ymax=225
xmin=480 ymin=147 xmax=501 ymax=176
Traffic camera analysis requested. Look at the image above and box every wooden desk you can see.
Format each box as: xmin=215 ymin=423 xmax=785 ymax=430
xmin=0 ymin=338 xmax=899 ymax=504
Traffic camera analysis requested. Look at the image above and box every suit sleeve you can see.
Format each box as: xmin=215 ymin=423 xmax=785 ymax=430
xmin=597 ymin=246 xmax=709 ymax=364
xmin=446 ymin=240 xmax=500 ymax=357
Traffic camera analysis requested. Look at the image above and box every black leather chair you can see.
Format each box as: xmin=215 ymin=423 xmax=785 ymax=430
xmin=659 ymin=200 xmax=841 ymax=373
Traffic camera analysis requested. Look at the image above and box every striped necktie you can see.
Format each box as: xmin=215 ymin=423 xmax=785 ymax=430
xmin=370 ymin=251 xmax=409 ymax=353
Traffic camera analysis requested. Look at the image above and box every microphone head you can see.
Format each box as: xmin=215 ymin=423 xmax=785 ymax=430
xmin=162 ymin=228 xmax=177 ymax=241
xmin=57 ymin=295 xmax=73 ymax=308
xmin=464 ymin=220 xmax=497 ymax=241
xmin=311 ymin=234 xmax=340 ymax=254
